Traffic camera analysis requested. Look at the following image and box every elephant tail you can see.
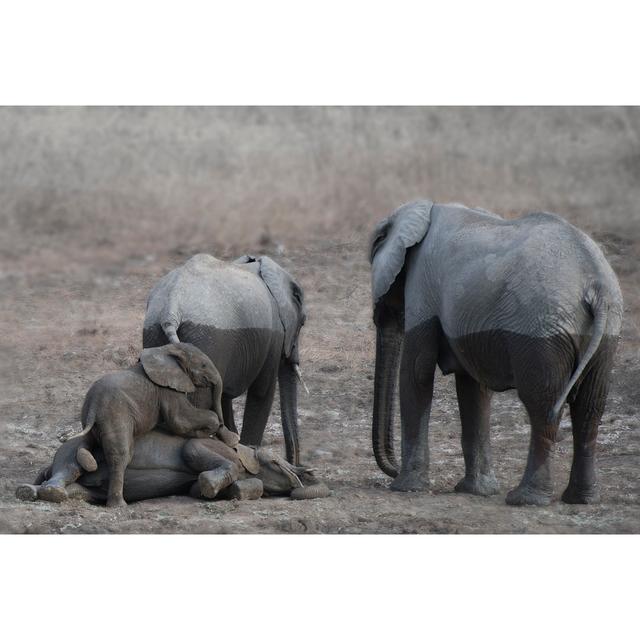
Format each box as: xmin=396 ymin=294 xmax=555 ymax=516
xmin=549 ymin=285 xmax=608 ymax=423
xmin=161 ymin=321 xmax=180 ymax=344
xmin=61 ymin=404 xmax=97 ymax=442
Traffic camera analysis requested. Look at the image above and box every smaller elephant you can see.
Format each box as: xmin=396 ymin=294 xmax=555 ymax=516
xmin=52 ymin=343 xmax=239 ymax=507
xmin=17 ymin=431 xmax=330 ymax=504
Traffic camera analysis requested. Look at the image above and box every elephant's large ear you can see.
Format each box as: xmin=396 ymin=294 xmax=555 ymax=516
xmin=140 ymin=345 xmax=196 ymax=393
xmin=237 ymin=445 xmax=261 ymax=474
xmin=258 ymin=256 xmax=302 ymax=359
xmin=369 ymin=200 xmax=433 ymax=313
xmin=233 ymin=254 xmax=258 ymax=265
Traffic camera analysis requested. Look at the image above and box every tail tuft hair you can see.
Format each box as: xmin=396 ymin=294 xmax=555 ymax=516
xmin=548 ymin=284 xmax=608 ymax=423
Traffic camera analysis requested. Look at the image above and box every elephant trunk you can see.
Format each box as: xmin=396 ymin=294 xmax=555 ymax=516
xmin=278 ymin=361 xmax=300 ymax=465
xmin=372 ymin=323 xmax=403 ymax=477
xmin=290 ymin=482 xmax=331 ymax=500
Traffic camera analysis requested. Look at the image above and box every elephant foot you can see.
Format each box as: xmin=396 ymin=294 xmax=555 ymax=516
xmin=505 ymin=484 xmax=552 ymax=506
xmin=217 ymin=426 xmax=240 ymax=448
xmin=390 ymin=471 xmax=430 ymax=493
xmin=454 ymin=472 xmax=499 ymax=497
xmin=16 ymin=484 xmax=39 ymax=502
xmin=106 ymin=496 xmax=127 ymax=508
xmin=37 ymin=482 xmax=68 ymax=503
xmin=198 ymin=469 xmax=234 ymax=499
xmin=561 ymin=484 xmax=600 ymax=505
xmin=220 ymin=478 xmax=264 ymax=500
xmin=76 ymin=447 xmax=98 ymax=472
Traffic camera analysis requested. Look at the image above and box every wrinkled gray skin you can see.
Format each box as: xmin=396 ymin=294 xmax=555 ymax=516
xmin=40 ymin=343 xmax=232 ymax=508
xmin=143 ymin=254 xmax=306 ymax=465
xmin=17 ymin=431 xmax=330 ymax=504
xmin=370 ymin=200 xmax=623 ymax=505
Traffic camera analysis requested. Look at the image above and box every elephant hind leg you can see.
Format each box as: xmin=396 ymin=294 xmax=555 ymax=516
xmin=240 ymin=371 xmax=277 ymax=448
xmin=454 ymin=373 xmax=499 ymax=496
xmin=35 ymin=436 xmax=90 ymax=502
xmin=505 ymin=335 xmax=575 ymax=506
xmin=65 ymin=482 xmax=99 ymax=503
xmin=222 ymin=395 xmax=238 ymax=434
xmin=198 ymin=468 xmax=239 ymax=499
xmin=562 ymin=342 xmax=616 ymax=504
xmin=506 ymin=395 xmax=561 ymax=506
xmin=183 ymin=439 xmax=240 ymax=499
xmin=103 ymin=433 xmax=133 ymax=508
xmin=16 ymin=484 xmax=39 ymax=502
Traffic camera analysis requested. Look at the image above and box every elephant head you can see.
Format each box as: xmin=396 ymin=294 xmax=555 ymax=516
xmin=235 ymin=255 xmax=307 ymax=465
xmin=255 ymin=449 xmax=330 ymax=499
xmin=140 ymin=343 xmax=221 ymax=390
xmin=140 ymin=344 xmax=225 ymax=427
xmin=368 ymin=200 xmax=433 ymax=477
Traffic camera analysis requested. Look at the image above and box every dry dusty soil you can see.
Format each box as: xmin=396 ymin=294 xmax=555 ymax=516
xmin=1 ymin=107 xmax=638 ymax=533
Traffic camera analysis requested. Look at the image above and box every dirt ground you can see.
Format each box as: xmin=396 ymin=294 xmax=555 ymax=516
xmin=1 ymin=107 xmax=638 ymax=533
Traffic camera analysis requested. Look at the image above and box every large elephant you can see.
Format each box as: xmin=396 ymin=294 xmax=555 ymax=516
xmin=143 ymin=254 xmax=306 ymax=464
xmin=369 ymin=200 xmax=623 ymax=505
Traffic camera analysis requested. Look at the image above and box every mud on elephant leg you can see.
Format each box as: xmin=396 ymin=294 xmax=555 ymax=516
xmin=182 ymin=439 xmax=240 ymax=499
xmin=219 ymin=478 xmax=264 ymax=500
xmin=239 ymin=373 xmax=277 ymax=448
xmin=506 ymin=400 xmax=559 ymax=506
xmin=454 ymin=373 xmax=499 ymax=496
xmin=390 ymin=330 xmax=436 ymax=492
xmin=103 ymin=438 xmax=133 ymax=508
xmin=222 ymin=395 xmax=238 ymax=434
xmin=562 ymin=347 xmax=614 ymax=504
xmin=35 ymin=437 xmax=90 ymax=503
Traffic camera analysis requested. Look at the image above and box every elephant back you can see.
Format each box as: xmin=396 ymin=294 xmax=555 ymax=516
xmin=144 ymin=254 xmax=277 ymax=334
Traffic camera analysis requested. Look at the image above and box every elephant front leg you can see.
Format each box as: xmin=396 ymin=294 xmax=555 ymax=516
xmin=182 ymin=439 xmax=240 ymax=499
xmin=391 ymin=334 xmax=436 ymax=492
xmin=454 ymin=373 xmax=499 ymax=496
xmin=165 ymin=398 xmax=240 ymax=447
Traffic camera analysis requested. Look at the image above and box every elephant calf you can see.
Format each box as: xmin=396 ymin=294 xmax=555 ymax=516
xmin=17 ymin=431 xmax=330 ymax=504
xmin=50 ymin=343 xmax=239 ymax=507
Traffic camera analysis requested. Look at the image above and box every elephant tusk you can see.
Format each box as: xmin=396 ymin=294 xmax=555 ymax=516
xmin=293 ymin=364 xmax=310 ymax=395
xmin=274 ymin=460 xmax=304 ymax=488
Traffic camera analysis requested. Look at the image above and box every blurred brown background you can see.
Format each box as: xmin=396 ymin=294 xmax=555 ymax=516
xmin=2 ymin=107 xmax=638 ymax=263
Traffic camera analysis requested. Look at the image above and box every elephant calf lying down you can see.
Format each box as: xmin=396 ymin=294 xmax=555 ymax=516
xmin=16 ymin=431 xmax=330 ymax=504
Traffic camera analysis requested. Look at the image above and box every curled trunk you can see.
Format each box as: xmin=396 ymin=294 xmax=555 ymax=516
xmin=278 ymin=361 xmax=300 ymax=465
xmin=372 ymin=324 xmax=403 ymax=477
xmin=290 ymin=482 xmax=331 ymax=500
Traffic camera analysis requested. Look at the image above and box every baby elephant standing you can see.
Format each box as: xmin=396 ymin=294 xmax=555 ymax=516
xmin=60 ymin=343 xmax=239 ymax=507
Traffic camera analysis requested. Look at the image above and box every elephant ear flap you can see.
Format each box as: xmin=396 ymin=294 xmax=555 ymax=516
xmin=140 ymin=346 xmax=196 ymax=393
xmin=233 ymin=254 xmax=258 ymax=265
xmin=258 ymin=256 xmax=300 ymax=359
xmin=236 ymin=445 xmax=261 ymax=474
xmin=369 ymin=199 xmax=433 ymax=313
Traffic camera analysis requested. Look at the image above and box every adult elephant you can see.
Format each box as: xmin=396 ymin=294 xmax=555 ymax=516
xmin=369 ymin=200 xmax=623 ymax=505
xmin=143 ymin=254 xmax=306 ymax=464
